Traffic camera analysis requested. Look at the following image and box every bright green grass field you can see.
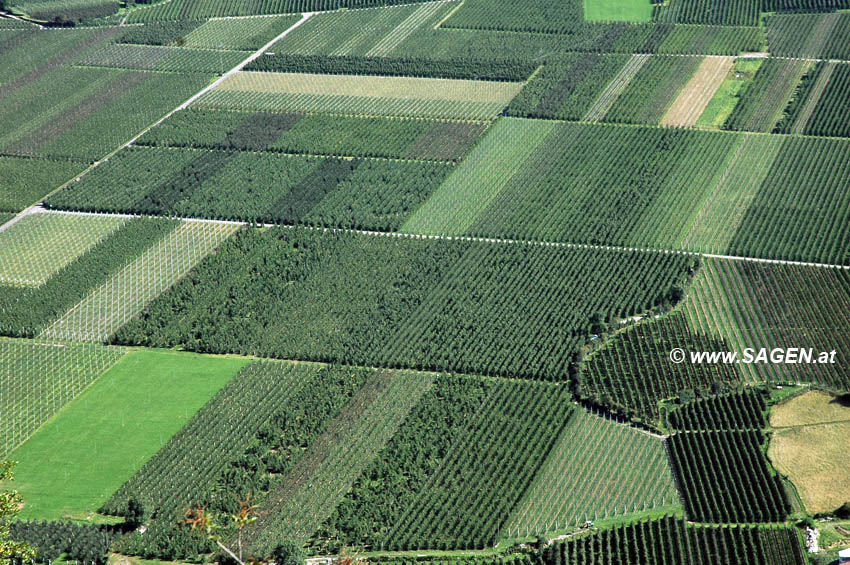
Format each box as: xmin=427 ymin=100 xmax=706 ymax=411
xmin=584 ymin=0 xmax=653 ymax=22
xmin=5 ymin=349 xmax=249 ymax=520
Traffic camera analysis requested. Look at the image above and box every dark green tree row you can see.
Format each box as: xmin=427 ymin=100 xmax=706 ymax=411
xmin=116 ymin=20 xmax=203 ymax=46
xmin=18 ymin=1 xmax=119 ymax=23
xmin=653 ymin=0 xmax=762 ymax=26
xmin=136 ymin=108 xmax=487 ymax=162
xmin=0 ymin=218 xmax=178 ymax=337
xmin=112 ymin=227 xmax=696 ymax=382
xmin=507 ymin=55 xmax=630 ymax=121
xmin=763 ymin=0 xmax=850 ymax=12
xmin=539 ymin=517 xmax=805 ymax=565
xmin=766 ymin=12 xmax=850 ymax=59
xmin=47 ymin=146 xmax=452 ymax=231
xmin=667 ymin=389 xmax=767 ymax=431
xmin=245 ymin=53 xmax=536 ymax=82
xmin=108 ymin=361 xmax=374 ymax=560
xmin=774 ymin=61 xmax=826 ymax=134
xmin=8 ymin=520 xmax=121 ymax=564
xmin=667 ymin=430 xmax=791 ymax=523
xmin=804 ymin=62 xmax=850 ymax=138
xmin=386 ymin=381 xmax=573 ymax=550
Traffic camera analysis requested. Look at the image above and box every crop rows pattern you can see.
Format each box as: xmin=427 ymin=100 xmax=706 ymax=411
xmin=113 ymin=227 xmax=695 ymax=382
xmin=668 ymin=430 xmax=791 ymax=523
xmin=540 ymin=517 xmax=805 ymax=565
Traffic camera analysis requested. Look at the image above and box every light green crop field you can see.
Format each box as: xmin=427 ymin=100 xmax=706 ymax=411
xmin=0 ymin=213 xmax=126 ymax=287
xmin=584 ymin=0 xmax=653 ymax=22
xmin=696 ymin=58 xmax=764 ymax=128
xmin=5 ymin=349 xmax=249 ymax=520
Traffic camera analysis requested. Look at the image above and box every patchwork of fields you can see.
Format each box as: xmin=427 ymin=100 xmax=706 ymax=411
xmin=2 ymin=0 xmax=850 ymax=563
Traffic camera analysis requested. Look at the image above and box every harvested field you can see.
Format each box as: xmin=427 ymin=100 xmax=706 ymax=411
xmin=662 ymin=56 xmax=734 ymax=127
xmin=771 ymin=390 xmax=850 ymax=429
xmin=769 ymin=419 xmax=850 ymax=514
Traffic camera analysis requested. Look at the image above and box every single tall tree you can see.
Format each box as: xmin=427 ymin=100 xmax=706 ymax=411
xmin=0 ymin=461 xmax=36 ymax=564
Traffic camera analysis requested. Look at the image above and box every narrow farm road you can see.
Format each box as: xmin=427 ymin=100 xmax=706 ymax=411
xmin=33 ymin=207 xmax=850 ymax=271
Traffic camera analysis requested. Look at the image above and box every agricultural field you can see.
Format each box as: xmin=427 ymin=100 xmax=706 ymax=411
xmin=541 ymin=517 xmax=806 ymax=565
xmin=196 ymin=71 xmax=524 ymax=120
xmin=766 ymin=12 xmax=850 ymax=59
xmin=0 ymin=156 xmax=86 ymax=213
xmin=3 ymin=1 xmax=850 ymax=564
xmin=0 ymin=338 xmax=126 ymax=457
xmin=111 ymin=227 xmax=695 ymax=381
xmin=7 ymin=0 xmax=118 ymax=22
xmin=46 ymin=146 xmax=454 ymax=229
xmin=0 ymin=213 xmax=125 ymax=287
xmin=2 ymin=349 xmax=248 ymax=520
xmin=768 ymin=390 xmax=850 ymax=514
xmin=504 ymin=408 xmax=680 ymax=537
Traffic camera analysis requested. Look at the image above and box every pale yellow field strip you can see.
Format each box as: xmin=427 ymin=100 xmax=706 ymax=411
xmin=40 ymin=221 xmax=239 ymax=343
xmin=663 ymin=56 xmax=734 ymax=127
xmin=216 ymin=71 xmax=523 ymax=104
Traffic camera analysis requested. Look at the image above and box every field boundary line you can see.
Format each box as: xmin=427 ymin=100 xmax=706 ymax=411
xmin=1 ymin=12 xmax=313 ymax=233
xmin=33 ymin=207 xmax=850 ymax=270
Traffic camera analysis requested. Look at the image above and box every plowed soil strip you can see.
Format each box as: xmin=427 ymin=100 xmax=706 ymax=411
xmin=662 ymin=56 xmax=734 ymax=128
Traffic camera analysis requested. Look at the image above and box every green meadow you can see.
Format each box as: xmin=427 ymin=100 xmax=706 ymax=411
xmin=5 ymin=349 xmax=249 ymax=520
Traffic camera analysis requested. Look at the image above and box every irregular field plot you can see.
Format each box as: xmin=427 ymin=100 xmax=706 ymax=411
xmin=581 ymin=312 xmax=743 ymax=423
xmin=0 ymin=338 xmax=126 ymax=458
xmin=0 ymin=156 xmax=86 ymax=213
xmin=2 ymin=349 xmax=248 ymax=520
xmin=113 ymin=227 xmax=695 ymax=382
xmin=0 ymin=213 xmax=125 ymax=287
xmin=662 ymin=56 xmax=734 ymax=127
xmin=200 ymin=71 xmax=523 ymax=119
xmin=771 ymin=390 xmax=850 ymax=428
xmin=768 ymin=391 xmax=850 ymax=513
xmin=505 ymin=409 xmax=679 ymax=537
